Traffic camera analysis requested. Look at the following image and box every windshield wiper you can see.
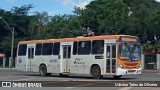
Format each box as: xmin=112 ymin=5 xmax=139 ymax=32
xmin=124 ymin=43 xmax=133 ymax=61
xmin=124 ymin=43 xmax=131 ymax=54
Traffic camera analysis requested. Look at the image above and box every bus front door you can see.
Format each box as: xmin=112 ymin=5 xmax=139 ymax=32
xmin=27 ymin=47 xmax=34 ymax=71
xmin=106 ymin=44 xmax=116 ymax=74
xmin=62 ymin=45 xmax=71 ymax=73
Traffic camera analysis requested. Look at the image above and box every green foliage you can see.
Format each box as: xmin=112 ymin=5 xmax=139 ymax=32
xmin=124 ymin=0 xmax=160 ymax=44
xmin=0 ymin=4 xmax=34 ymax=56
xmin=11 ymin=4 xmax=34 ymax=16
xmin=0 ymin=0 xmax=160 ymax=56
xmin=38 ymin=15 xmax=84 ymax=39
xmin=76 ymin=0 xmax=128 ymax=35
xmin=143 ymin=41 xmax=160 ymax=50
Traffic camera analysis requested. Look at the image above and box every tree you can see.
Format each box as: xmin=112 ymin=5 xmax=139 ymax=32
xmin=0 ymin=4 xmax=34 ymax=56
xmin=124 ymin=0 xmax=160 ymax=44
xmin=75 ymin=0 xmax=128 ymax=35
xmin=28 ymin=11 xmax=50 ymax=39
xmin=11 ymin=4 xmax=34 ymax=16
xmin=38 ymin=14 xmax=84 ymax=39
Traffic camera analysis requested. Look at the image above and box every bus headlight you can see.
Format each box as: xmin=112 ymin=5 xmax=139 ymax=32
xmin=119 ymin=64 xmax=124 ymax=69
xmin=137 ymin=64 xmax=142 ymax=69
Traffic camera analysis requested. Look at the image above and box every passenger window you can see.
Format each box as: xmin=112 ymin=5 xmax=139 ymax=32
xmin=78 ymin=41 xmax=91 ymax=55
xmin=18 ymin=44 xmax=27 ymax=56
xmin=73 ymin=41 xmax=77 ymax=55
xmin=92 ymin=40 xmax=104 ymax=54
xmin=53 ymin=42 xmax=60 ymax=55
xmin=35 ymin=43 xmax=42 ymax=55
xmin=112 ymin=44 xmax=116 ymax=58
xmin=42 ymin=43 xmax=53 ymax=55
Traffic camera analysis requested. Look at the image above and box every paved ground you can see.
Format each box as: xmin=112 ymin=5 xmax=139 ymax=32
xmin=0 ymin=69 xmax=160 ymax=90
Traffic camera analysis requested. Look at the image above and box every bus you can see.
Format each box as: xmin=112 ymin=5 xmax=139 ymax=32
xmin=16 ymin=35 xmax=142 ymax=79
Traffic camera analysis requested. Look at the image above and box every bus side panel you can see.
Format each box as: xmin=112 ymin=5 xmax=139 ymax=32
xmin=16 ymin=56 xmax=27 ymax=71
xmin=52 ymin=55 xmax=60 ymax=73
xmin=43 ymin=55 xmax=60 ymax=73
xmin=72 ymin=55 xmax=92 ymax=75
xmin=32 ymin=55 xmax=60 ymax=74
xmin=33 ymin=55 xmax=54 ymax=73
xmin=70 ymin=55 xmax=105 ymax=75
xmin=31 ymin=56 xmax=41 ymax=72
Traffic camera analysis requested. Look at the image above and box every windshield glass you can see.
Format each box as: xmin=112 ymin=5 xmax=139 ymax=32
xmin=119 ymin=43 xmax=141 ymax=61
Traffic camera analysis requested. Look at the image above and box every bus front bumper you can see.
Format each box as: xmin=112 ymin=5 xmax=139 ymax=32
xmin=116 ymin=68 xmax=142 ymax=75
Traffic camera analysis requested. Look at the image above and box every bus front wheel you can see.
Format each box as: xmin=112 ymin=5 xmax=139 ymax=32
xmin=39 ymin=65 xmax=47 ymax=76
xmin=59 ymin=73 xmax=68 ymax=77
xmin=91 ymin=66 xmax=103 ymax=79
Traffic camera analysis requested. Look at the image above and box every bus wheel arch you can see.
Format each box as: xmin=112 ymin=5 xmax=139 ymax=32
xmin=90 ymin=64 xmax=103 ymax=79
xmin=39 ymin=63 xmax=50 ymax=76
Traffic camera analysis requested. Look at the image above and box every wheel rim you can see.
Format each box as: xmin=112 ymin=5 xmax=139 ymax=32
xmin=94 ymin=69 xmax=99 ymax=75
xmin=40 ymin=66 xmax=46 ymax=75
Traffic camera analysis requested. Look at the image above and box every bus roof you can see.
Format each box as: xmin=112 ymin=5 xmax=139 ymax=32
xmin=19 ymin=35 xmax=137 ymax=44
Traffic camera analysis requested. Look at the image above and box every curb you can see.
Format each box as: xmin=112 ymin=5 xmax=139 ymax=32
xmin=0 ymin=68 xmax=160 ymax=73
xmin=142 ymin=70 xmax=160 ymax=73
xmin=0 ymin=68 xmax=16 ymax=70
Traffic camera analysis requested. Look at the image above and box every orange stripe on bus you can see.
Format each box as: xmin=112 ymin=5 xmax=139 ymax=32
xmin=19 ymin=35 xmax=136 ymax=44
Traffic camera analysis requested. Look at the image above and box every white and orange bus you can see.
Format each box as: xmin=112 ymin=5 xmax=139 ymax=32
xmin=16 ymin=35 xmax=142 ymax=79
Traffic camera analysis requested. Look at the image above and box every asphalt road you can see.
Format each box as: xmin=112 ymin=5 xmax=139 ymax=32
xmin=0 ymin=69 xmax=160 ymax=90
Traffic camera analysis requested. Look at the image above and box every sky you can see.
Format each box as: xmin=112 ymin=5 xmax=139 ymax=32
xmin=0 ymin=0 xmax=160 ymax=16
xmin=0 ymin=0 xmax=93 ymax=16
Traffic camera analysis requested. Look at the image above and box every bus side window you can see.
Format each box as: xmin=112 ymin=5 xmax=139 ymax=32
xmin=18 ymin=44 xmax=27 ymax=56
xmin=112 ymin=44 xmax=116 ymax=58
xmin=42 ymin=43 xmax=53 ymax=55
xmin=106 ymin=45 xmax=110 ymax=58
xmin=73 ymin=41 xmax=77 ymax=55
xmin=78 ymin=41 xmax=91 ymax=55
xmin=35 ymin=43 xmax=42 ymax=55
xmin=53 ymin=42 xmax=60 ymax=55
xmin=92 ymin=40 xmax=104 ymax=54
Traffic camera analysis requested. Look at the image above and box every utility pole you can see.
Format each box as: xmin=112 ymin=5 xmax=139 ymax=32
xmin=0 ymin=17 xmax=14 ymax=68
xmin=10 ymin=27 xmax=14 ymax=68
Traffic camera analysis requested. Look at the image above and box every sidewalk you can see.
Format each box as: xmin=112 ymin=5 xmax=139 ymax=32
xmin=0 ymin=67 xmax=160 ymax=73
xmin=142 ymin=69 xmax=160 ymax=73
xmin=0 ymin=67 xmax=16 ymax=70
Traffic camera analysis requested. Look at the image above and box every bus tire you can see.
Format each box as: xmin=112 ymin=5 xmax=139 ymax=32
xmin=113 ymin=75 xmax=122 ymax=79
xmin=39 ymin=65 xmax=47 ymax=76
xmin=47 ymin=73 xmax=52 ymax=76
xmin=59 ymin=73 xmax=68 ymax=77
xmin=91 ymin=65 xmax=103 ymax=79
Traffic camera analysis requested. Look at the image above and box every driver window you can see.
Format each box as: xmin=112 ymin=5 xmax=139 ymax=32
xmin=120 ymin=44 xmax=130 ymax=56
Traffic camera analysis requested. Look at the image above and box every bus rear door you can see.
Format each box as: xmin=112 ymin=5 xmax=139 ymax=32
xmin=62 ymin=45 xmax=71 ymax=73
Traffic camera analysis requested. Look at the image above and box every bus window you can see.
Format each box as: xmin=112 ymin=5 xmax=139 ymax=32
xmin=18 ymin=44 xmax=27 ymax=56
xmin=28 ymin=48 xmax=34 ymax=59
xmin=63 ymin=46 xmax=71 ymax=58
xmin=73 ymin=41 xmax=77 ymax=55
xmin=112 ymin=44 xmax=116 ymax=58
xmin=92 ymin=40 xmax=104 ymax=54
xmin=35 ymin=43 xmax=42 ymax=55
xmin=53 ymin=42 xmax=60 ymax=55
xmin=78 ymin=41 xmax=91 ymax=55
xmin=42 ymin=43 xmax=53 ymax=55
xmin=106 ymin=45 xmax=110 ymax=58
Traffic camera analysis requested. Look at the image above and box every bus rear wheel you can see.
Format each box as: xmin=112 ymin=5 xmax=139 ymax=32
xmin=39 ymin=65 xmax=47 ymax=76
xmin=91 ymin=66 xmax=103 ymax=79
xmin=113 ymin=75 xmax=122 ymax=79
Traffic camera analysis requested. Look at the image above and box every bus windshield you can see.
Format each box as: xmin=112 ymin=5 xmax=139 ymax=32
xmin=119 ymin=43 xmax=141 ymax=61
